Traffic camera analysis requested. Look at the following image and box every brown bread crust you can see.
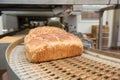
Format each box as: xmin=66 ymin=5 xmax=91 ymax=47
xmin=24 ymin=26 xmax=83 ymax=62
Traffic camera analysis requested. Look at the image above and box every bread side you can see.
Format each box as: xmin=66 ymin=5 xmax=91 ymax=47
xmin=25 ymin=26 xmax=83 ymax=62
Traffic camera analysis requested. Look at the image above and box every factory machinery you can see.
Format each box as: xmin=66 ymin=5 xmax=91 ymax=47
xmin=5 ymin=37 xmax=120 ymax=80
xmin=1 ymin=0 xmax=120 ymax=80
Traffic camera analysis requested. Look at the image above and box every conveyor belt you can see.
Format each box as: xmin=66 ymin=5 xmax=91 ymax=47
xmin=8 ymin=45 xmax=120 ymax=80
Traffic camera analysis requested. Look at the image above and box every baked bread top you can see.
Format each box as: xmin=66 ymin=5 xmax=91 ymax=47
xmin=24 ymin=26 xmax=83 ymax=62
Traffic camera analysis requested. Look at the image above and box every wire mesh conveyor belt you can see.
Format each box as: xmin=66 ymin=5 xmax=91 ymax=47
xmin=8 ymin=46 xmax=120 ymax=80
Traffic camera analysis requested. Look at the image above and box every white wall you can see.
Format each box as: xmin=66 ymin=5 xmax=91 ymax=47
xmin=105 ymin=10 xmax=114 ymax=47
xmin=76 ymin=15 xmax=99 ymax=33
xmin=76 ymin=12 xmax=108 ymax=34
xmin=115 ymin=9 xmax=120 ymax=46
xmin=0 ymin=16 xmax=3 ymax=34
xmin=111 ymin=9 xmax=120 ymax=47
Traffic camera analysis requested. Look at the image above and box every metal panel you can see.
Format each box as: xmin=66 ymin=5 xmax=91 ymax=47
xmin=117 ymin=11 xmax=120 ymax=46
xmin=74 ymin=0 xmax=118 ymax=5
xmin=2 ymin=11 xmax=54 ymax=16
xmin=0 ymin=43 xmax=10 ymax=69
xmin=98 ymin=12 xmax=104 ymax=50
xmin=73 ymin=5 xmax=82 ymax=11
xmin=0 ymin=0 xmax=118 ymax=5
xmin=111 ymin=0 xmax=118 ymax=4
xmin=0 ymin=0 xmax=73 ymax=5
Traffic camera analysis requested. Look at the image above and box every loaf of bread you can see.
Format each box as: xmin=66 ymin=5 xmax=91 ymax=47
xmin=24 ymin=26 xmax=83 ymax=62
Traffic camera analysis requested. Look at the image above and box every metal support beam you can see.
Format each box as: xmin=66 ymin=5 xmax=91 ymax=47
xmin=74 ymin=0 xmax=117 ymax=5
xmin=98 ymin=11 xmax=104 ymax=50
xmin=2 ymin=11 xmax=54 ymax=16
xmin=0 ymin=8 xmax=52 ymax=11
xmin=0 ymin=0 xmax=73 ymax=5
xmin=100 ymin=5 xmax=120 ymax=11
xmin=0 ymin=4 xmax=57 ymax=11
xmin=0 ymin=0 xmax=118 ymax=5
